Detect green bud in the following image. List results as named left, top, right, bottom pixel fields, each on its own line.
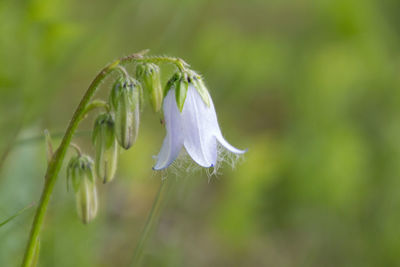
left=92, top=113, right=118, bottom=183
left=110, top=77, right=140, bottom=149
left=66, top=155, right=98, bottom=224
left=136, top=63, right=163, bottom=112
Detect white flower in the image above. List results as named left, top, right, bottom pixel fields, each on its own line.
left=153, top=84, right=246, bottom=170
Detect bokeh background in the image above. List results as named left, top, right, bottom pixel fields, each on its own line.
left=1, top=0, right=400, bottom=266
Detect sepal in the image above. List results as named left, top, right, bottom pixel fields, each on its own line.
left=188, top=71, right=210, bottom=107
left=176, top=73, right=189, bottom=112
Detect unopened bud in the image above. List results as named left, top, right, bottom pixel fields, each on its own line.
left=66, top=155, right=98, bottom=224
left=92, top=113, right=118, bottom=183
left=136, top=63, right=163, bottom=112
left=110, top=77, right=140, bottom=149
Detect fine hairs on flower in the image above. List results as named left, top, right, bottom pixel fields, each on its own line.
left=22, top=51, right=246, bottom=267
left=65, top=51, right=246, bottom=222
left=154, top=144, right=245, bottom=182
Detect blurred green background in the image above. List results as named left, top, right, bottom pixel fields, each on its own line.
left=1, top=0, right=400, bottom=266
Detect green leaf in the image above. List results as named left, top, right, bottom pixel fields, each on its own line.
left=0, top=203, right=35, bottom=228
left=44, top=129, right=53, bottom=162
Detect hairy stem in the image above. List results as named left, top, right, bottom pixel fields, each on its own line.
left=21, top=59, right=121, bottom=267
left=21, top=52, right=184, bottom=267
left=122, top=55, right=188, bottom=72
left=69, top=143, right=82, bottom=156
left=82, top=99, right=110, bottom=116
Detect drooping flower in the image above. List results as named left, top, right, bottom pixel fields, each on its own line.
left=153, top=74, right=246, bottom=170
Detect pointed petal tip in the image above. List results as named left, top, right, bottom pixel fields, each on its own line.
left=152, top=165, right=165, bottom=171
left=239, top=147, right=248, bottom=154
left=152, top=162, right=169, bottom=171
left=217, top=135, right=247, bottom=155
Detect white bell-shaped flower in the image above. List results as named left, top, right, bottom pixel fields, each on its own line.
left=153, top=84, right=246, bottom=170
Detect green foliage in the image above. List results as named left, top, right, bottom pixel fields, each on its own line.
left=1, top=0, right=400, bottom=266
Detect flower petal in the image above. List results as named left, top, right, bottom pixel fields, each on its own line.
left=216, top=134, right=247, bottom=154
left=153, top=89, right=184, bottom=170
left=182, top=85, right=217, bottom=167
left=204, top=90, right=247, bottom=154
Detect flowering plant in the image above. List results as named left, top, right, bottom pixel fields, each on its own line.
left=20, top=51, right=246, bottom=267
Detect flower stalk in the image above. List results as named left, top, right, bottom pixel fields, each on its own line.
left=21, top=51, right=244, bottom=267
left=131, top=179, right=169, bottom=267
left=21, top=58, right=121, bottom=267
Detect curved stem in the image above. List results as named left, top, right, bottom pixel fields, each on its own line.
left=116, top=65, right=130, bottom=79
left=69, top=143, right=82, bottom=156
left=21, top=51, right=183, bottom=267
left=131, top=179, right=168, bottom=267
left=81, top=99, right=110, bottom=120
left=122, top=55, right=189, bottom=72
left=21, top=58, right=123, bottom=267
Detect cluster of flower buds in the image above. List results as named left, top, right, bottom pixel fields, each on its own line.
left=65, top=55, right=246, bottom=224
left=65, top=63, right=160, bottom=223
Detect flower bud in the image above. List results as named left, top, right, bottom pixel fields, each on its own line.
left=136, top=63, right=163, bottom=112
left=110, top=77, right=140, bottom=149
left=66, top=155, right=98, bottom=224
left=92, top=113, right=118, bottom=183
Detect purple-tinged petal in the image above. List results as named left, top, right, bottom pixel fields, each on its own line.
left=153, top=89, right=184, bottom=170
left=182, top=85, right=217, bottom=167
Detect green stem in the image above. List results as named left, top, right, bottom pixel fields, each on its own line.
left=20, top=59, right=122, bottom=267
left=131, top=179, right=168, bottom=267
left=82, top=99, right=110, bottom=116
left=122, top=55, right=188, bottom=72
left=21, top=52, right=184, bottom=267
left=69, top=143, right=82, bottom=156
left=116, top=65, right=130, bottom=79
